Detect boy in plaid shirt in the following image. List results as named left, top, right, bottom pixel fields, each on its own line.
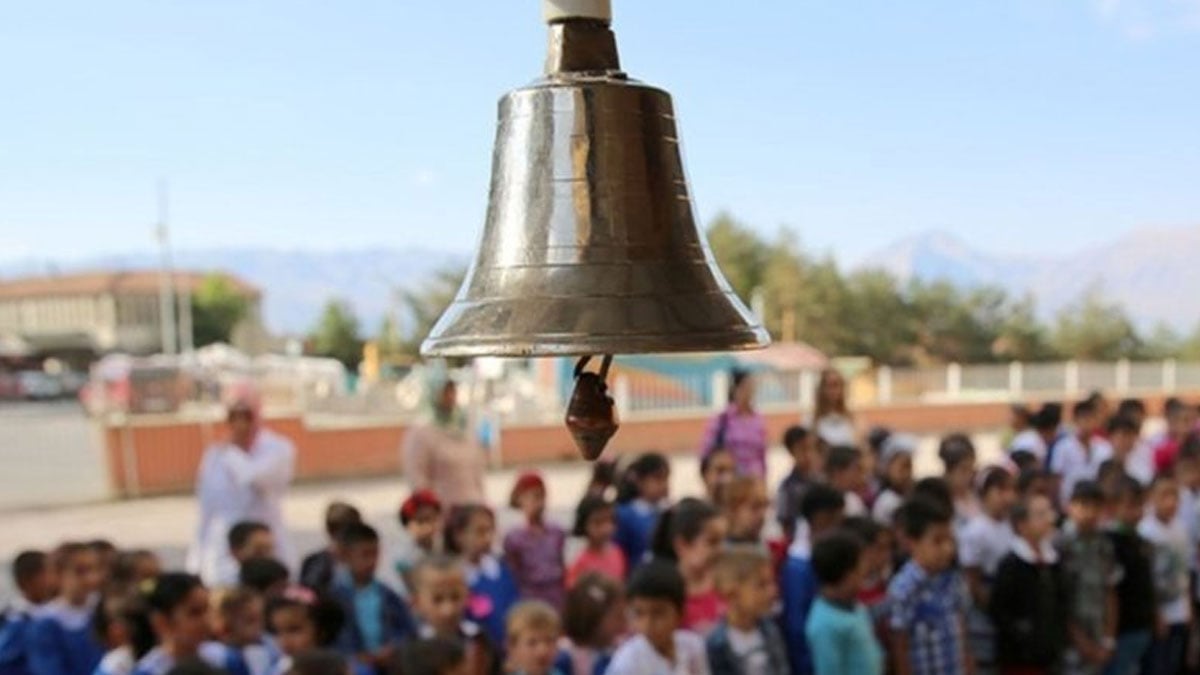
left=888, top=497, right=974, bottom=675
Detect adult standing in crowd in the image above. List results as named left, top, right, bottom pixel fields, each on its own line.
left=812, top=367, right=858, bottom=448
left=700, top=369, right=768, bottom=478
left=402, top=378, right=486, bottom=507
left=188, top=382, right=296, bottom=586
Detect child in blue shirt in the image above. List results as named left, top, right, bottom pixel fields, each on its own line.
left=780, top=484, right=846, bottom=675
left=614, top=453, right=670, bottom=571
left=445, top=505, right=518, bottom=647
left=27, top=543, right=105, bottom=675
left=213, top=588, right=280, bottom=675
left=330, top=523, right=416, bottom=674
left=805, top=531, right=884, bottom=675
left=0, top=551, right=55, bottom=675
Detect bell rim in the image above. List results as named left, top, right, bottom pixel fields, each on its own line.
left=420, top=328, right=771, bottom=358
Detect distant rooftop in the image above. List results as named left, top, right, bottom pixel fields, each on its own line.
left=0, top=270, right=260, bottom=300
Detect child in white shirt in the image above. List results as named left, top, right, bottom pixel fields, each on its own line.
left=606, top=560, right=709, bottom=675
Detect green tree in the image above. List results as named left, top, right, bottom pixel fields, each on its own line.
left=1141, top=322, right=1183, bottom=359
left=394, top=266, right=467, bottom=356
left=310, top=299, right=364, bottom=369
left=706, top=212, right=771, bottom=303
left=841, top=269, right=915, bottom=364
left=191, top=275, right=250, bottom=347
left=993, top=294, right=1057, bottom=361
left=1052, top=287, right=1141, bottom=360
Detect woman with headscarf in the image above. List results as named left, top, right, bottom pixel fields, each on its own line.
left=699, top=369, right=768, bottom=478
left=811, top=368, right=858, bottom=449
left=187, top=382, right=296, bottom=586
left=401, top=378, right=486, bottom=507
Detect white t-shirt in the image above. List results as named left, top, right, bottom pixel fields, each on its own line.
left=958, top=513, right=1015, bottom=578
left=1008, top=429, right=1047, bottom=462
left=872, top=489, right=904, bottom=526
left=843, top=491, right=867, bottom=517
left=606, top=632, right=711, bottom=675
left=1138, top=515, right=1192, bottom=625
left=1050, top=434, right=1112, bottom=506
left=1125, top=440, right=1156, bottom=485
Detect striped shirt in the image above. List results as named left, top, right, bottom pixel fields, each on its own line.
left=887, top=561, right=970, bottom=675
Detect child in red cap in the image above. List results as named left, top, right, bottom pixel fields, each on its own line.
left=394, top=489, right=444, bottom=596
left=503, top=471, right=568, bottom=611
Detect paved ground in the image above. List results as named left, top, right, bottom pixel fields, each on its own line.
left=0, top=401, right=110, bottom=510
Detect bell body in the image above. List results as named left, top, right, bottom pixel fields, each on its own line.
left=421, top=74, right=769, bottom=358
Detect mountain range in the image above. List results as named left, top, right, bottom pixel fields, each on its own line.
left=2, top=224, right=1194, bottom=334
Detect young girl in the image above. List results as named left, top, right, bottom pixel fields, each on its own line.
left=504, top=602, right=565, bottom=675
left=958, top=466, right=1017, bottom=675
left=27, top=542, right=105, bottom=675
left=939, top=433, right=980, bottom=533
left=649, top=498, right=726, bottom=637
left=213, top=588, right=280, bottom=675
left=395, top=489, right=444, bottom=595
left=840, top=516, right=892, bottom=624
left=93, top=589, right=141, bottom=675
left=714, top=476, right=769, bottom=546
left=615, top=453, right=671, bottom=571
left=445, top=504, right=519, bottom=646
left=561, top=574, right=625, bottom=675
left=567, top=496, right=626, bottom=586
left=503, top=473, right=567, bottom=611
left=871, top=433, right=915, bottom=526
left=129, top=573, right=227, bottom=675
left=699, top=447, right=736, bottom=503
left=266, top=585, right=370, bottom=675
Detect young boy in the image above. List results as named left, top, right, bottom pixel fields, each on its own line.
left=781, top=484, right=846, bottom=675
left=887, top=498, right=973, bottom=675
left=1050, top=399, right=1113, bottom=509
left=1058, top=481, right=1118, bottom=675
left=1106, top=476, right=1157, bottom=675
left=214, top=587, right=280, bottom=675
left=238, top=557, right=290, bottom=597
left=1137, top=474, right=1192, bottom=675
left=300, top=501, right=362, bottom=592
left=331, top=522, right=416, bottom=672
left=224, top=522, right=276, bottom=586
left=825, top=446, right=868, bottom=517
left=776, top=425, right=818, bottom=540
left=1107, top=415, right=1153, bottom=485
left=0, top=551, right=56, bottom=675
left=407, top=555, right=499, bottom=675
left=705, top=547, right=787, bottom=675
left=606, top=560, right=709, bottom=675
left=805, top=531, right=884, bottom=675
left=395, top=490, right=444, bottom=596
left=504, top=601, right=565, bottom=675
left=989, top=494, right=1067, bottom=675
left=27, top=543, right=105, bottom=675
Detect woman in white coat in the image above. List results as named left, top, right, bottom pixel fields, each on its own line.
left=188, top=384, right=296, bottom=586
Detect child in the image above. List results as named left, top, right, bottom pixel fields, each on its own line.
left=300, top=502, right=362, bottom=592
left=715, top=476, right=770, bottom=545
left=840, top=517, right=891, bottom=626
left=1106, top=476, right=1156, bottom=675
left=615, top=453, right=671, bottom=570
left=129, top=573, right=227, bottom=675
left=239, top=558, right=290, bottom=597
left=397, top=636, right=468, bottom=675
left=1137, top=473, right=1192, bottom=675
left=406, top=556, right=500, bottom=675
left=444, top=505, right=518, bottom=647
left=214, top=588, right=280, bottom=675
left=1050, top=400, right=1114, bottom=508
left=776, top=425, right=818, bottom=541
left=824, top=446, right=868, bottom=516
left=225, top=522, right=276, bottom=587
left=705, top=547, right=788, bottom=675
left=1108, top=415, right=1153, bottom=485
left=111, top=551, right=162, bottom=593
left=938, top=434, right=979, bottom=533
left=872, top=433, right=915, bottom=526
left=27, top=542, right=105, bottom=675
left=504, top=602, right=564, bottom=675
left=266, top=585, right=364, bottom=675
left=805, top=532, right=885, bottom=675
left=503, top=472, right=567, bottom=611
left=396, top=490, right=444, bottom=594
left=1058, top=481, right=1117, bottom=675
left=649, top=498, right=727, bottom=637
left=1, top=551, right=55, bottom=675
left=329, top=522, right=415, bottom=671
left=781, top=484, right=846, bottom=675
left=560, top=574, right=625, bottom=675
left=700, top=447, right=737, bottom=503
left=958, top=466, right=1016, bottom=675
left=989, top=494, right=1067, bottom=675
left=887, top=497, right=973, bottom=675
left=605, top=560, right=709, bottom=675
left=93, top=588, right=143, bottom=675
left=567, top=496, right=625, bottom=586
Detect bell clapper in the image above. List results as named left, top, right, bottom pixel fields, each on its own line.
left=565, top=354, right=620, bottom=461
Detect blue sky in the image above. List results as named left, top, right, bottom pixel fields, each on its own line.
left=0, top=0, right=1197, bottom=265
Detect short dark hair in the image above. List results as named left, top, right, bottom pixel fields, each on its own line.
left=898, top=497, right=952, bottom=540
left=650, top=498, right=719, bottom=561
left=1073, top=399, right=1097, bottom=420
left=238, top=557, right=289, bottom=593
left=1070, top=480, right=1105, bottom=504
left=285, top=649, right=348, bottom=675
left=811, top=531, right=864, bottom=586
left=1113, top=474, right=1148, bottom=503
left=978, top=466, right=1014, bottom=497
left=1017, top=468, right=1048, bottom=495
left=783, top=425, right=809, bottom=451
left=12, top=550, right=47, bottom=589
left=324, top=501, right=362, bottom=538
left=911, top=477, right=954, bottom=513
left=1117, top=398, right=1146, bottom=418
left=840, top=516, right=883, bottom=546
left=397, top=636, right=466, bottom=675
left=1032, top=403, right=1063, bottom=431
left=573, top=495, right=615, bottom=538
left=800, top=484, right=846, bottom=522
left=626, top=560, right=686, bottom=611
left=563, top=573, right=622, bottom=645
left=938, top=433, right=975, bottom=470
left=825, top=446, right=862, bottom=474
left=1107, top=414, right=1140, bottom=435
left=336, top=522, right=379, bottom=549
left=228, top=521, right=270, bottom=553
left=165, top=658, right=225, bottom=675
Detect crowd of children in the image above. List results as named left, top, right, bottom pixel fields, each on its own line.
left=3, top=391, right=1200, bottom=675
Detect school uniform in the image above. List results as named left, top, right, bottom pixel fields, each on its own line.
left=780, top=523, right=819, bottom=675
left=131, top=643, right=228, bottom=675
left=605, top=632, right=709, bottom=675
left=0, top=598, right=42, bottom=675
left=92, top=647, right=134, bottom=675
left=329, top=569, right=416, bottom=657
left=411, top=621, right=500, bottom=675
left=298, top=549, right=337, bottom=592
left=464, top=554, right=519, bottom=647
left=775, top=469, right=816, bottom=535
left=989, top=538, right=1068, bottom=674
left=1049, top=434, right=1112, bottom=508
left=26, top=598, right=104, bottom=675
left=615, top=499, right=661, bottom=571
left=221, top=640, right=281, bottom=675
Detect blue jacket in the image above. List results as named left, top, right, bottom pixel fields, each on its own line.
left=26, top=602, right=103, bottom=675
left=780, top=555, right=818, bottom=675
left=221, top=641, right=281, bottom=675
left=706, top=619, right=789, bottom=675
left=0, top=604, right=37, bottom=675
left=466, top=556, right=520, bottom=647
left=329, top=573, right=416, bottom=656
left=614, top=501, right=659, bottom=573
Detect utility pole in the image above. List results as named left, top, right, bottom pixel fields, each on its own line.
left=155, top=179, right=177, bottom=355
